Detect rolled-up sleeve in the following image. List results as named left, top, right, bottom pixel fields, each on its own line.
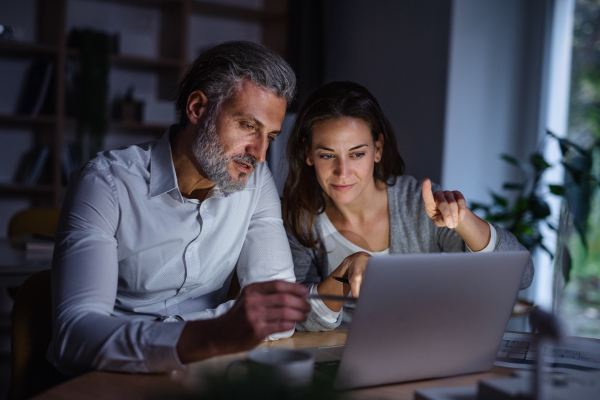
left=235, top=165, right=296, bottom=340
left=49, top=164, right=185, bottom=376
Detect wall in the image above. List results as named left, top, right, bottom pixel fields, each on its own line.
left=443, top=0, right=555, bottom=307
left=442, top=0, right=550, bottom=204
left=322, top=0, right=452, bottom=184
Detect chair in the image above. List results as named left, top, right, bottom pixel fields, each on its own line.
left=9, top=269, right=53, bottom=400
left=7, top=208, right=61, bottom=240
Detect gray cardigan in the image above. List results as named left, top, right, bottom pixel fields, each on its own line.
left=288, top=175, right=535, bottom=331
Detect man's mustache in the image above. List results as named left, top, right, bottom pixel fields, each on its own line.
left=231, top=154, right=257, bottom=169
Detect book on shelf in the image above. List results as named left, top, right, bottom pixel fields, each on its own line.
left=16, top=60, right=54, bottom=116
left=22, top=234, right=54, bottom=254
left=25, top=145, right=50, bottom=185
left=62, top=141, right=81, bottom=183
left=14, top=145, right=51, bottom=185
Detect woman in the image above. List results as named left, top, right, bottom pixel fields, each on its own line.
left=282, top=81, right=534, bottom=331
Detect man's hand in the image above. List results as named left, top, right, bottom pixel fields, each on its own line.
left=421, top=178, right=467, bottom=229
left=222, top=280, right=310, bottom=346
left=176, top=280, right=310, bottom=364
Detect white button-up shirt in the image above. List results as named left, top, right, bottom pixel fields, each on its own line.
left=48, top=128, right=295, bottom=375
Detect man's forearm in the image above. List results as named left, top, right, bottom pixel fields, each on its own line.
left=176, top=318, right=236, bottom=363
left=176, top=281, right=310, bottom=364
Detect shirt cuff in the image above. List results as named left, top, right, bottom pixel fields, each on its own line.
left=466, top=222, right=497, bottom=253
left=142, top=321, right=187, bottom=371
left=307, top=283, right=340, bottom=324
left=265, top=327, right=295, bottom=341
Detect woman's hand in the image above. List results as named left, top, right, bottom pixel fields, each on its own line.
left=421, top=178, right=466, bottom=229
left=342, top=251, right=371, bottom=298
left=421, top=178, right=491, bottom=251
left=317, top=251, right=372, bottom=312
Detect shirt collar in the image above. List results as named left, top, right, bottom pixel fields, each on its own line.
left=149, top=125, right=258, bottom=202
left=150, top=126, right=183, bottom=202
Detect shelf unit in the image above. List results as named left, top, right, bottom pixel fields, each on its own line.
left=0, top=0, right=289, bottom=207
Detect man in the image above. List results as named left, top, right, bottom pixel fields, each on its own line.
left=48, top=41, right=311, bottom=376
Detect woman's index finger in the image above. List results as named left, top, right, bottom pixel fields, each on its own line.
left=421, top=178, right=436, bottom=206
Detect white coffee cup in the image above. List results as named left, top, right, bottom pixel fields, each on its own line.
left=228, top=348, right=315, bottom=387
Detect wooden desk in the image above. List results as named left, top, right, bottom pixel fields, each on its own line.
left=0, top=240, right=51, bottom=286
left=33, top=329, right=512, bottom=400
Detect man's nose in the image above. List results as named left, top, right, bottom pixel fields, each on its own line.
left=247, top=135, right=269, bottom=163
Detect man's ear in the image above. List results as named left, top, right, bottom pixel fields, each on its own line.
left=186, top=90, right=208, bottom=125
left=305, top=146, right=314, bottom=166
left=374, top=133, right=384, bottom=163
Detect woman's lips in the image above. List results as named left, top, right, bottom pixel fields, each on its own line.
left=331, top=184, right=355, bottom=192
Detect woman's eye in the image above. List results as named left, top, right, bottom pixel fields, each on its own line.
left=353, top=152, right=366, bottom=158
left=319, top=154, right=334, bottom=159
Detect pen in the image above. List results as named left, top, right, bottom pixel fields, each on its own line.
left=334, top=277, right=350, bottom=284
left=306, top=294, right=358, bottom=304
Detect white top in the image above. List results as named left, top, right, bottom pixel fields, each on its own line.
left=48, top=128, right=296, bottom=375
left=309, top=210, right=498, bottom=324
left=308, top=213, right=389, bottom=323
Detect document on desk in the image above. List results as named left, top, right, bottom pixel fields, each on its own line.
left=494, top=332, right=600, bottom=374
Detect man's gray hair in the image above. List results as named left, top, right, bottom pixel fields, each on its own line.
left=175, top=41, right=296, bottom=127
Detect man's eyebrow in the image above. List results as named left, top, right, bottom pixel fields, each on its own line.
left=232, top=113, right=265, bottom=129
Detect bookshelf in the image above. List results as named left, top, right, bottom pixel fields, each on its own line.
left=0, top=0, right=289, bottom=209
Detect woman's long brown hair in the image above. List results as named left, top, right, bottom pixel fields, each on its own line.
left=282, top=81, right=405, bottom=251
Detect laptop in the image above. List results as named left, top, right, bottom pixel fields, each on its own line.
left=303, top=251, right=531, bottom=390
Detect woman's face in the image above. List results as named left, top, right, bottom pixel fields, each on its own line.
left=306, top=117, right=383, bottom=206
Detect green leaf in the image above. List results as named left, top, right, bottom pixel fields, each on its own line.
left=500, top=154, right=521, bottom=167
left=470, top=202, right=490, bottom=212
left=547, top=130, right=568, bottom=156
left=487, top=213, right=512, bottom=223
left=563, top=161, right=587, bottom=185
left=559, top=137, right=591, bottom=158
left=491, top=193, right=508, bottom=208
left=530, top=153, right=551, bottom=172
left=549, top=184, right=565, bottom=195
left=503, top=183, right=524, bottom=190
left=528, top=196, right=551, bottom=219
left=514, top=198, right=529, bottom=213
left=539, top=242, right=554, bottom=259
left=548, top=130, right=591, bottom=158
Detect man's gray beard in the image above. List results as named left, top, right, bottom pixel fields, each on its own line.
left=192, top=112, right=257, bottom=195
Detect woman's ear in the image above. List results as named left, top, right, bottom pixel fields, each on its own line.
left=374, top=133, right=384, bottom=163
left=186, top=90, right=208, bottom=125
left=305, top=146, right=314, bottom=166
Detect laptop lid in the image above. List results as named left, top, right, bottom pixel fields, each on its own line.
left=334, top=251, right=530, bottom=389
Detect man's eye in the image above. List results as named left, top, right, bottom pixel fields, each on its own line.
left=242, top=123, right=254, bottom=130
left=268, top=135, right=276, bottom=142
